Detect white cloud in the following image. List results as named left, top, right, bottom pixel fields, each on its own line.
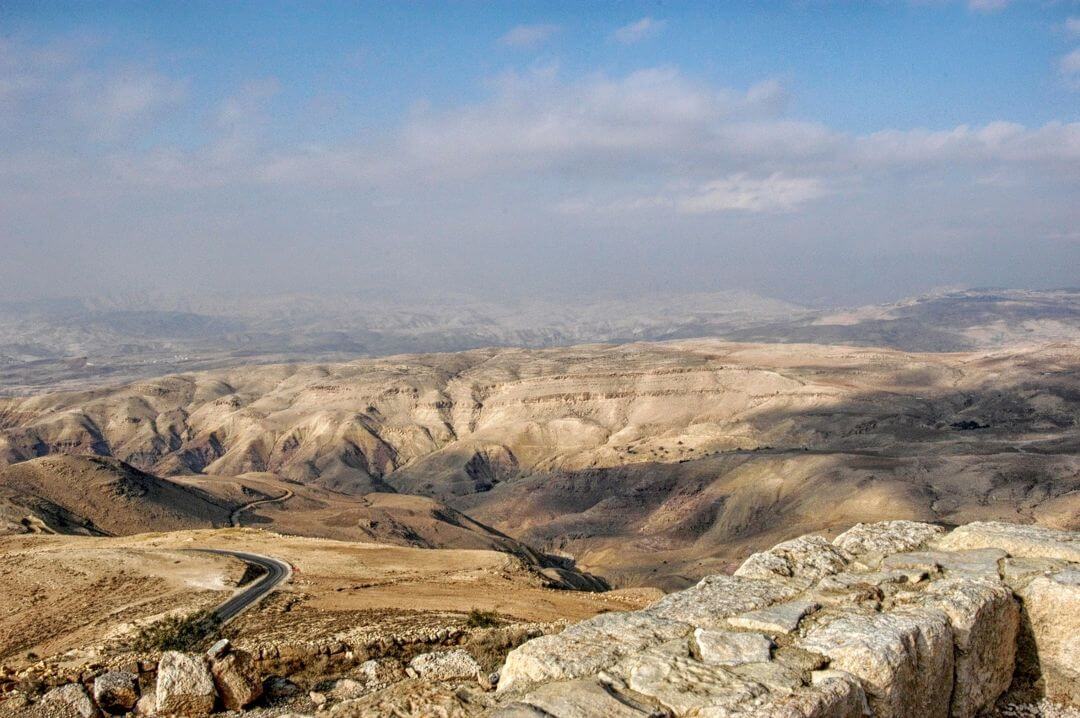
left=1061, top=48, right=1080, bottom=88
left=676, top=174, right=829, bottom=214
left=613, top=17, right=666, bottom=44
left=498, top=24, right=559, bottom=48
left=1066, top=17, right=1080, bottom=38
left=558, top=174, right=830, bottom=216
left=967, top=0, right=1010, bottom=12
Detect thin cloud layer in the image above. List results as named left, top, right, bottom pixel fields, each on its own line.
left=0, top=23, right=1077, bottom=304
left=613, top=17, right=666, bottom=44
left=498, top=24, right=560, bottom=48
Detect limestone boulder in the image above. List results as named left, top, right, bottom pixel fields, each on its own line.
left=155, top=651, right=216, bottom=716
left=799, top=606, right=954, bottom=718
left=409, top=649, right=482, bottom=681
left=350, top=658, right=404, bottom=692
left=646, top=574, right=801, bottom=629
left=937, top=521, right=1080, bottom=563
left=41, top=683, right=97, bottom=718
left=92, top=670, right=139, bottom=714
left=510, top=677, right=657, bottom=717
left=133, top=690, right=156, bottom=716
left=881, top=548, right=1006, bottom=580
left=694, top=629, right=773, bottom=666
left=1016, top=568, right=1080, bottom=707
left=734, top=535, right=850, bottom=584
left=497, top=611, right=692, bottom=694
left=898, top=576, right=1019, bottom=718
left=727, top=599, right=819, bottom=635
left=739, top=670, right=867, bottom=718
left=622, top=652, right=768, bottom=715
left=210, top=648, right=263, bottom=711
left=833, top=520, right=946, bottom=558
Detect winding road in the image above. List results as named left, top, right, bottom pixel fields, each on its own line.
left=190, top=549, right=293, bottom=623
left=229, top=489, right=294, bottom=527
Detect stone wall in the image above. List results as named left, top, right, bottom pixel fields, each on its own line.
left=494, top=521, right=1080, bottom=717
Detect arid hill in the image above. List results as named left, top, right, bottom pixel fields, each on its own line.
left=0, top=340, right=1077, bottom=586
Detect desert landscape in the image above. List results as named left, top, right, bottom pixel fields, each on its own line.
left=3, top=1, right=1080, bottom=714
left=0, top=289, right=1079, bottom=715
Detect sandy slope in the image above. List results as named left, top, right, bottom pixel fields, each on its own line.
left=0, top=528, right=653, bottom=665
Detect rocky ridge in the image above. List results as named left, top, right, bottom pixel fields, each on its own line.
left=493, top=520, right=1080, bottom=717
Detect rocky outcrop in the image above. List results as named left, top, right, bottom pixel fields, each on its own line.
left=40, top=683, right=97, bottom=718
left=495, top=521, right=1080, bottom=717
left=92, top=671, right=138, bottom=714
left=408, top=649, right=482, bottom=681
left=209, top=648, right=262, bottom=711
left=155, top=651, right=216, bottom=716
left=1014, top=568, right=1080, bottom=706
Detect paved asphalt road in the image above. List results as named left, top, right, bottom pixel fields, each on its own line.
left=190, top=549, right=292, bottom=623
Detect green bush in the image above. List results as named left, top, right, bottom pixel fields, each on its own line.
left=130, top=610, right=220, bottom=652
left=465, top=608, right=501, bottom=628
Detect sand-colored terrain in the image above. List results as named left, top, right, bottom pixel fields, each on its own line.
left=0, top=536, right=244, bottom=664
left=0, top=528, right=654, bottom=667
left=0, top=339, right=1077, bottom=586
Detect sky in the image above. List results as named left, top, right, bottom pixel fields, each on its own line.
left=1, top=1, right=1078, bottom=308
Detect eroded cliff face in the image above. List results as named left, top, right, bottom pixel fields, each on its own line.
left=495, top=521, right=1080, bottom=717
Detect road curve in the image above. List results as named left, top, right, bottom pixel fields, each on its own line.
left=190, top=550, right=292, bottom=623
left=229, top=489, right=294, bottom=527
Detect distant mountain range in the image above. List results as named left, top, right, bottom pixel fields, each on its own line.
left=0, top=288, right=1077, bottom=394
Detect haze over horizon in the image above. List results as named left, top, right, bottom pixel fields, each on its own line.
left=2, top=0, right=1078, bottom=306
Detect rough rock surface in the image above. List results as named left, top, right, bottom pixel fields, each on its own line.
left=898, top=576, right=1020, bottom=718
left=155, top=651, right=216, bottom=717
left=800, top=606, right=955, bottom=718
left=645, top=574, right=800, bottom=628
left=41, top=683, right=97, bottom=718
left=408, top=649, right=482, bottom=681
left=92, top=671, right=139, bottom=713
left=728, top=599, right=819, bottom=634
left=1015, top=569, right=1080, bottom=707
left=495, top=521, right=1080, bottom=717
left=734, top=535, right=851, bottom=584
left=497, top=611, right=692, bottom=693
left=834, top=520, right=947, bottom=558
left=210, top=649, right=263, bottom=711
left=694, top=628, right=773, bottom=665
left=938, top=522, right=1080, bottom=563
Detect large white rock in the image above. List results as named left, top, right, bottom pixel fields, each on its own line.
left=694, top=628, right=773, bottom=666
left=1016, top=568, right=1080, bottom=707
left=41, top=683, right=97, bottom=718
left=727, top=599, right=819, bottom=635
left=512, top=678, right=656, bottom=717
left=210, top=648, right=263, bottom=711
left=497, top=611, right=692, bottom=694
left=408, top=648, right=482, bottom=681
left=735, top=535, right=850, bottom=584
left=155, top=651, right=216, bottom=716
left=881, top=548, right=1006, bottom=580
left=937, top=522, right=1080, bottom=563
left=622, top=652, right=768, bottom=715
left=898, top=576, right=1019, bottom=718
left=646, top=574, right=801, bottom=629
left=799, top=607, right=954, bottom=718
left=833, top=521, right=946, bottom=558
left=736, top=670, right=868, bottom=718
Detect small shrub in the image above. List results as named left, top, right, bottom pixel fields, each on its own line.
left=465, top=609, right=501, bottom=628
left=130, top=610, right=221, bottom=652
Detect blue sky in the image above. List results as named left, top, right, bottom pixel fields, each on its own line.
left=1, top=1, right=1078, bottom=305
